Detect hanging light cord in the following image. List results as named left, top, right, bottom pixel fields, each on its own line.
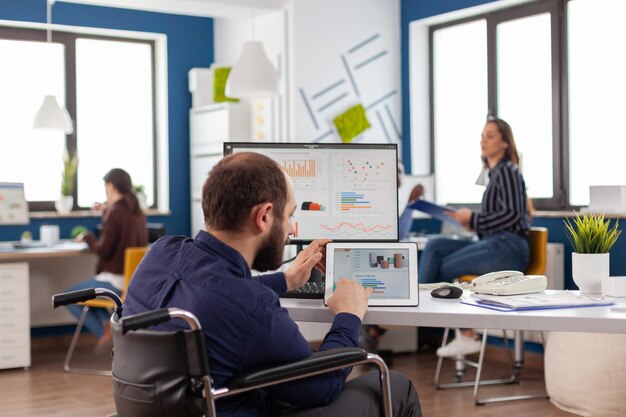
left=251, top=0, right=256, bottom=40
left=46, top=0, right=54, bottom=43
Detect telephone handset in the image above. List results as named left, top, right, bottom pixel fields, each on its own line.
left=470, top=270, right=547, bottom=296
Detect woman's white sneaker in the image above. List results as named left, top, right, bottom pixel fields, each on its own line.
left=436, top=335, right=481, bottom=357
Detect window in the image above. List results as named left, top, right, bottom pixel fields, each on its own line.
left=497, top=12, right=554, bottom=200
left=0, top=26, right=157, bottom=211
left=76, top=38, right=155, bottom=208
left=428, top=1, right=565, bottom=208
left=567, top=0, right=626, bottom=206
left=0, top=39, right=67, bottom=203
left=432, top=20, right=487, bottom=204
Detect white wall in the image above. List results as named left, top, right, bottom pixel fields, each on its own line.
left=289, top=0, right=402, bottom=145
left=214, top=10, right=288, bottom=141
left=214, top=0, right=402, bottom=146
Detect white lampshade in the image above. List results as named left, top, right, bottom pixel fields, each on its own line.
left=225, top=41, right=279, bottom=99
left=33, top=95, right=74, bottom=134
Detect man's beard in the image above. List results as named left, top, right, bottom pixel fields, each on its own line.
left=252, top=220, right=289, bottom=272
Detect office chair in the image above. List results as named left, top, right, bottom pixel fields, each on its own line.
left=435, top=227, right=549, bottom=404
left=61, top=246, right=148, bottom=376
left=52, top=289, right=393, bottom=417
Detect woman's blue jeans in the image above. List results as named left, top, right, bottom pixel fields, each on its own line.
left=65, top=278, right=120, bottom=339
left=418, top=232, right=530, bottom=284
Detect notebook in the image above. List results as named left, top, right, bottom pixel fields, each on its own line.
left=462, top=291, right=614, bottom=311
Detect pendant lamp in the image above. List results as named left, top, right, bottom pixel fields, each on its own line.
left=225, top=41, right=279, bottom=98
left=225, top=1, right=279, bottom=99
left=33, top=0, right=74, bottom=134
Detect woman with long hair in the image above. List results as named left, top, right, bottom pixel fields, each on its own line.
left=65, top=168, right=147, bottom=351
left=419, top=117, right=531, bottom=356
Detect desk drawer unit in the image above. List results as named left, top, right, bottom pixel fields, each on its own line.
left=0, top=262, right=30, bottom=369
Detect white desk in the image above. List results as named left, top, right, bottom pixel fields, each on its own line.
left=0, top=241, right=97, bottom=327
left=281, top=290, right=626, bottom=334
left=0, top=241, right=89, bottom=260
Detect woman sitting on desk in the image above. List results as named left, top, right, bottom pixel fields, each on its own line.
left=65, top=168, right=147, bottom=352
left=419, top=116, right=531, bottom=356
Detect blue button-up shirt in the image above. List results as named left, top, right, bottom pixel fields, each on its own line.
left=124, top=230, right=361, bottom=417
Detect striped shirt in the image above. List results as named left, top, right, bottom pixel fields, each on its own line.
left=470, top=159, right=530, bottom=237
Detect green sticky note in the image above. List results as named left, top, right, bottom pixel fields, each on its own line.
left=333, top=104, right=371, bottom=143
left=213, top=67, right=239, bottom=103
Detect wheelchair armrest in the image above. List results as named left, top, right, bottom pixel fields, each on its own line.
left=121, top=308, right=172, bottom=334
left=229, top=347, right=367, bottom=389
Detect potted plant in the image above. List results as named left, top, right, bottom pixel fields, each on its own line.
left=564, top=212, right=621, bottom=294
left=55, top=148, right=78, bottom=215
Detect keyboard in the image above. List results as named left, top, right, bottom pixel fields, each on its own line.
left=280, top=281, right=325, bottom=299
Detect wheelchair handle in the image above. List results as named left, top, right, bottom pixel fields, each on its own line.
left=52, top=288, right=123, bottom=311
left=121, top=308, right=202, bottom=334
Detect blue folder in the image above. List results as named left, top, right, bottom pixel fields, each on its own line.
left=408, top=199, right=460, bottom=226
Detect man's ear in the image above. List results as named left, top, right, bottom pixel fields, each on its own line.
left=252, top=202, right=274, bottom=233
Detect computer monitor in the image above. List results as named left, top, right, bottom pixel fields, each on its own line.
left=0, top=182, right=29, bottom=225
left=224, top=143, right=399, bottom=243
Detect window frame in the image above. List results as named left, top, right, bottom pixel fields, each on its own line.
left=428, top=0, right=568, bottom=210
left=0, top=25, right=158, bottom=212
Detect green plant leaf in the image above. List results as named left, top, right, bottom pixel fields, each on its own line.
left=563, top=211, right=621, bottom=253
left=61, top=148, right=79, bottom=196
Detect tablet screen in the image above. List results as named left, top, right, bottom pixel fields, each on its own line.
left=331, top=248, right=411, bottom=300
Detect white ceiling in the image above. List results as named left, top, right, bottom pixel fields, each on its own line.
left=58, top=0, right=289, bottom=19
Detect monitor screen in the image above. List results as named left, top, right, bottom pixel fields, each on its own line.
left=0, top=182, right=29, bottom=225
left=224, top=143, right=399, bottom=243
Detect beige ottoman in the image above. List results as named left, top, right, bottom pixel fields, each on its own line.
left=544, top=332, right=626, bottom=416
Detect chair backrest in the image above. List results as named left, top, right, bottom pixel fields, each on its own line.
left=456, top=227, right=548, bottom=282
left=81, top=247, right=147, bottom=309
left=525, top=227, right=548, bottom=275
left=120, top=246, right=148, bottom=301
left=111, top=315, right=210, bottom=417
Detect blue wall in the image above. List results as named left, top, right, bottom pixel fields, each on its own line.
left=0, top=0, right=213, bottom=240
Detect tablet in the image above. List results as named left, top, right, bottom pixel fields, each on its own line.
left=324, top=242, right=419, bottom=307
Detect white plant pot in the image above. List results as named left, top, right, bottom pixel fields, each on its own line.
left=55, top=195, right=74, bottom=215
left=572, top=253, right=609, bottom=294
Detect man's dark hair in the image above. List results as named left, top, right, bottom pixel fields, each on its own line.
left=202, top=152, right=288, bottom=231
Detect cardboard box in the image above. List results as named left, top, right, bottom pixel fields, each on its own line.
left=602, top=276, right=626, bottom=298
left=588, top=185, right=626, bottom=212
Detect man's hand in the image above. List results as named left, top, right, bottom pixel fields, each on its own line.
left=284, top=239, right=331, bottom=291
left=326, top=278, right=373, bottom=321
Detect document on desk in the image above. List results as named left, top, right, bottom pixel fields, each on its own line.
left=462, top=292, right=614, bottom=311
left=408, top=199, right=460, bottom=226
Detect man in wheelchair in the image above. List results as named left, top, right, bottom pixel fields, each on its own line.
left=124, top=152, right=422, bottom=417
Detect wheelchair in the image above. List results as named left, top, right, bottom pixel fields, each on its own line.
left=52, top=288, right=393, bottom=417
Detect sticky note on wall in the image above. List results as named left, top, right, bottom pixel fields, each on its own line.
left=213, top=67, right=239, bottom=103
left=333, top=103, right=371, bottom=143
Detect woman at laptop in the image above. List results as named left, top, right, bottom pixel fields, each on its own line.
left=64, top=168, right=147, bottom=352
left=419, top=116, right=531, bottom=356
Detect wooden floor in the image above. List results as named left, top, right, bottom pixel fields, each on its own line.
left=0, top=336, right=576, bottom=417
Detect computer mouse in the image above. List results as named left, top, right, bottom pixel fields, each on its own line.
left=430, top=285, right=463, bottom=299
